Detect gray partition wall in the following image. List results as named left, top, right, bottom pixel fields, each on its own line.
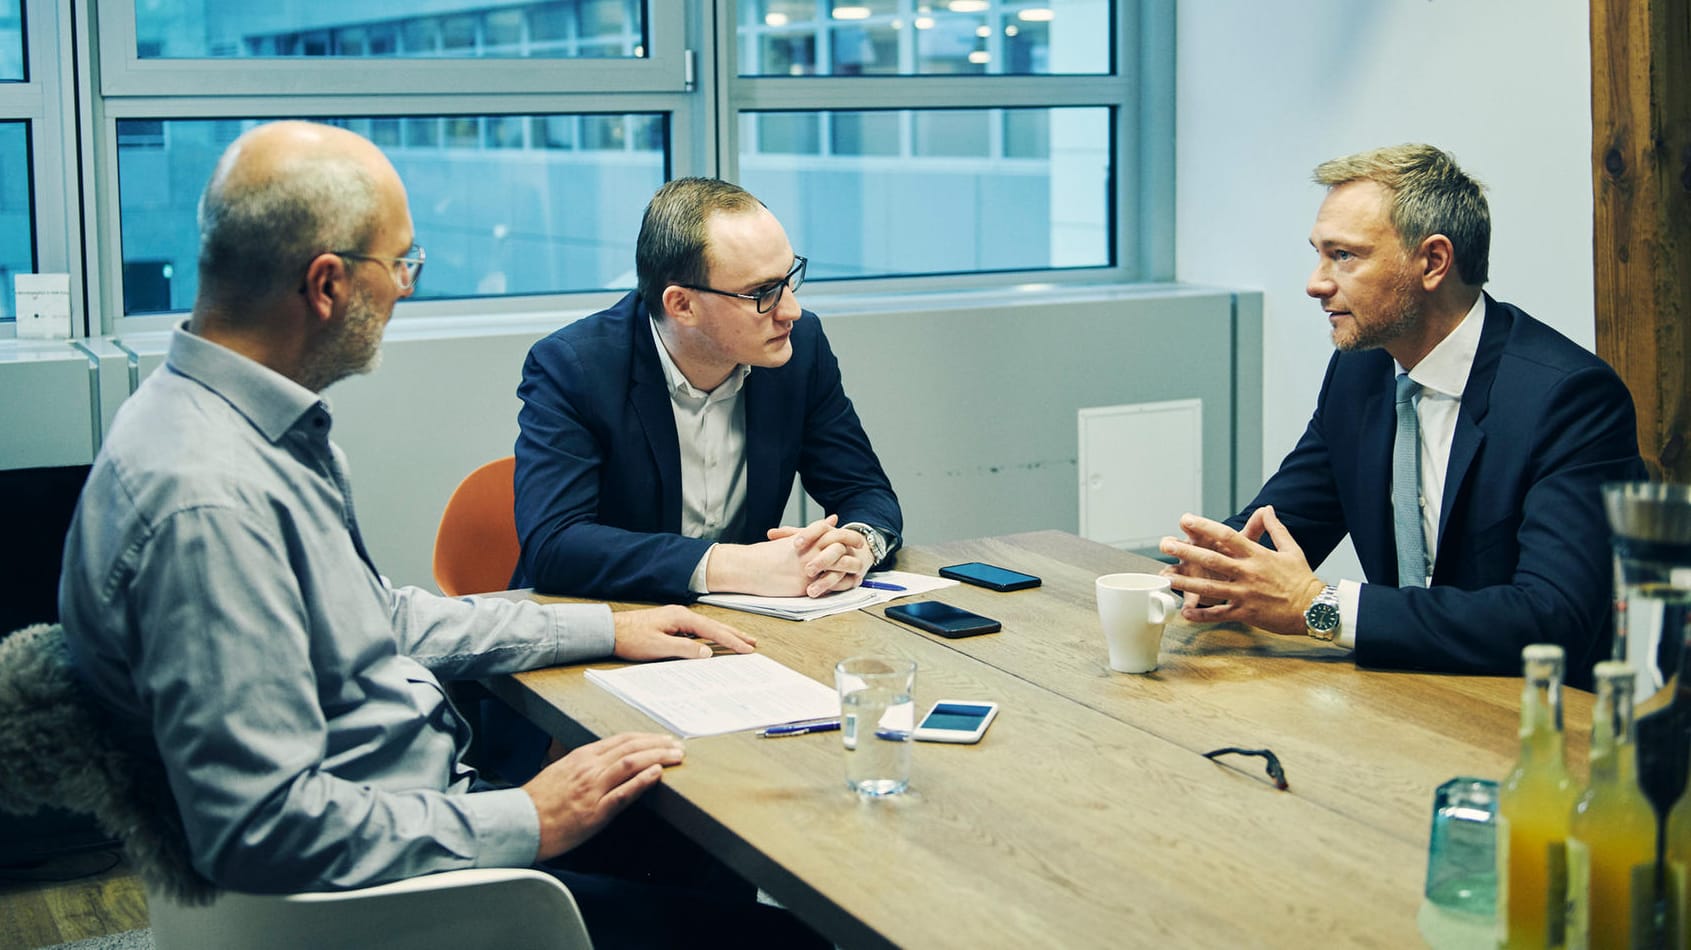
left=0, top=285, right=1262, bottom=590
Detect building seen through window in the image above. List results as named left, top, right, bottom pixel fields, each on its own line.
left=741, top=106, right=1110, bottom=279
left=132, top=0, right=646, bottom=60
left=106, top=0, right=1123, bottom=316
left=739, top=0, right=1107, bottom=76
left=0, top=0, right=21, bottom=81
left=118, top=114, right=666, bottom=313
left=0, top=121, right=33, bottom=319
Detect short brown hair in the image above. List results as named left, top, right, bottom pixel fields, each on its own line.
left=635, top=177, right=765, bottom=317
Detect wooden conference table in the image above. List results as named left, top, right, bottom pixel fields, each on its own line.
left=487, top=531, right=1592, bottom=949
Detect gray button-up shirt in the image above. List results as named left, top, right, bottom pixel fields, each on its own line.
left=60, top=325, right=614, bottom=893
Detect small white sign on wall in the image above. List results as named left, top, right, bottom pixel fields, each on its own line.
left=1078, top=398, right=1203, bottom=550
left=15, top=273, right=73, bottom=339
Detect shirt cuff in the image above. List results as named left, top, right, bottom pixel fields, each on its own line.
left=541, top=602, right=616, bottom=664
left=1335, top=578, right=1363, bottom=650
left=689, top=544, right=716, bottom=594
left=465, top=785, right=543, bottom=869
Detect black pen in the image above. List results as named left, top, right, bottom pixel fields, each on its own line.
left=759, top=720, right=842, bottom=738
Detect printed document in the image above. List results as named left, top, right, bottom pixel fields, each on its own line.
left=585, top=653, right=840, bottom=737
left=697, top=570, right=956, bottom=621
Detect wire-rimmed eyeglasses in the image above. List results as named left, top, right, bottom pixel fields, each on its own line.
left=680, top=255, right=806, bottom=314
left=331, top=244, right=426, bottom=292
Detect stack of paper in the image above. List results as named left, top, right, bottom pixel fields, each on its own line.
left=585, top=653, right=840, bottom=738
left=697, top=570, right=957, bottom=621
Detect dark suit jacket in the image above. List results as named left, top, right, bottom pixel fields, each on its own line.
left=513, top=291, right=902, bottom=602
left=1229, top=295, right=1645, bottom=685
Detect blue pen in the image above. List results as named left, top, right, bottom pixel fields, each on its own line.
left=759, top=720, right=842, bottom=738
left=860, top=580, right=907, bottom=592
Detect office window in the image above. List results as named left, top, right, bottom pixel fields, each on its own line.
left=0, top=120, right=32, bottom=319
left=725, top=0, right=1135, bottom=283
left=738, top=0, right=1109, bottom=76
left=86, top=1, right=1160, bottom=325
left=134, top=0, right=648, bottom=60
left=115, top=114, right=667, bottom=314
left=0, top=0, right=21, bottom=81
left=739, top=107, right=1109, bottom=279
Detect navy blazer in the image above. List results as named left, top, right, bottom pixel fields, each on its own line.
left=513, top=291, right=902, bottom=602
left=1230, top=295, right=1645, bottom=685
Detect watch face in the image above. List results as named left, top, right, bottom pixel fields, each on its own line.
left=1306, top=601, right=1340, bottom=632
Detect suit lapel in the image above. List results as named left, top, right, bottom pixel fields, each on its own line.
left=1435, top=294, right=1506, bottom=560
left=630, top=310, right=684, bottom=531
left=742, top=368, right=773, bottom=534
left=1357, top=358, right=1399, bottom=578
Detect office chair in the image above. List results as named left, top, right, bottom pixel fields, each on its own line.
left=433, top=455, right=521, bottom=597
left=0, top=622, right=592, bottom=950
left=146, top=867, right=592, bottom=950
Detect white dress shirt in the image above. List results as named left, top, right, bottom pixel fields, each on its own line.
left=649, top=319, right=752, bottom=592
left=1334, top=294, right=1484, bottom=648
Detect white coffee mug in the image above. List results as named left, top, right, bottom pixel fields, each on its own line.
left=1095, top=572, right=1183, bottom=673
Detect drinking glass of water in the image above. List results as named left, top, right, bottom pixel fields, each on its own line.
left=835, top=656, right=916, bottom=797
left=1418, top=777, right=1498, bottom=949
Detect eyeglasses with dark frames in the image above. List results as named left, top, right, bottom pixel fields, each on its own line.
left=330, top=244, right=426, bottom=292
left=680, top=255, right=806, bottom=314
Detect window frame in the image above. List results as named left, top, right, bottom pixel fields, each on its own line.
left=714, top=0, right=1172, bottom=293
left=95, top=0, right=688, bottom=98
left=86, top=0, right=710, bottom=332
left=73, top=0, right=1168, bottom=333
left=0, top=0, right=80, bottom=338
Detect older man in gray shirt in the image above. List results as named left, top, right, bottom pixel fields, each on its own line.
left=58, top=121, right=817, bottom=946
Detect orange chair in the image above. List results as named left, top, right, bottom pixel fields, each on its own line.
left=432, top=456, right=520, bottom=597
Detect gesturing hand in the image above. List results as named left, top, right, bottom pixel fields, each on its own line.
left=1157, top=506, right=1326, bottom=636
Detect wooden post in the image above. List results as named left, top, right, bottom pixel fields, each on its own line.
left=1591, top=0, right=1691, bottom=483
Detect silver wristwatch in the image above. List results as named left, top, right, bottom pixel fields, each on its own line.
left=1304, top=585, right=1341, bottom=641
left=842, top=522, right=888, bottom=566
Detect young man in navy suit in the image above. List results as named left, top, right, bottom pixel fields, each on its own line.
left=514, top=178, right=901, bottom=603
left=1159, top=144, right=1644, bottom=686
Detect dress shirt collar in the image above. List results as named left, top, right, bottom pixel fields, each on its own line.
left=1398, top=294, right=1485, bottom=399
left=648, top=317, right=751, bottom=400
left=166, top=321, right=328, bottom=444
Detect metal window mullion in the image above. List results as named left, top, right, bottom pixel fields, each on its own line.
left=731, top=75, right=1124, bottom=111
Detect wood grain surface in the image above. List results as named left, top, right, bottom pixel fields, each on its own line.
left=489, top=532, right=1589, bottom=947
left=883, top=532, right=1594, bottom=848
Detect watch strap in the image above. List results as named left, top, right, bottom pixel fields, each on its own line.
left=841, top=522, right=887, bottom=565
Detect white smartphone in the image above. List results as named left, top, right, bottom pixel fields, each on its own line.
left=911, top=700, right=1000, bottom=744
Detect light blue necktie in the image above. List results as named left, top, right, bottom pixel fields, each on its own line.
left=1393, top=373, right=1428, bottom=587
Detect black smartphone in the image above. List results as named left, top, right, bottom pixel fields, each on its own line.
left=938, top=561, right=1042, bottom=592
left=884, top=601, right=1002, bottom=639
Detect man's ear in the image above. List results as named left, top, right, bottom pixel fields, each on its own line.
left=1418, top=234, right=1456, bottom=292
left=661, top=284, right=697, bottom=327
left=299, top=253, right=348, bottom=322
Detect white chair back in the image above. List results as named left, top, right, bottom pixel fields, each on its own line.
left=148, top=867, right=592, bottom=950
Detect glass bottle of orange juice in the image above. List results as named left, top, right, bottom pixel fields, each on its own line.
left=1498, top=644, right=1576, bottom=949
left=1666, top=766, right=1691, bottom=948
left=1567, top=661, right=1657, bottom=948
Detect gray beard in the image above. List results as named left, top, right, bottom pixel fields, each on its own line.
left=300, top=293, right=384, bottom=392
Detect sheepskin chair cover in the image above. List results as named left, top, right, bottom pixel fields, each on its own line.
left=0, top=623, right=218, bottom=905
